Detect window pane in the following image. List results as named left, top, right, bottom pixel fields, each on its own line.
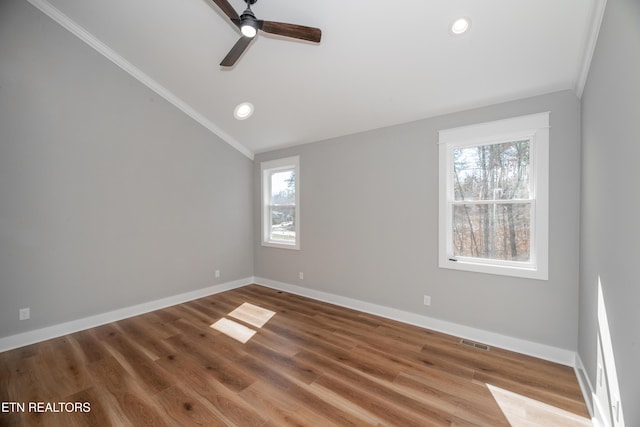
left=270, top=206, right=296, bottom=243
left=453, top=140, right=530, bottom=201
left=271, top=170, right=295, bottom=205
left=453, top=203, right=530, bottom=261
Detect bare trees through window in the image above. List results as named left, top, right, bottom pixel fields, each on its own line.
left=452, top=140, right=532, bottom=261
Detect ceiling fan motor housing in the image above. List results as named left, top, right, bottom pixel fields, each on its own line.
left=240, top=9, right=256, bottom=21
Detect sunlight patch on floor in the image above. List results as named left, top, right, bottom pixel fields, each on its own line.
left=210, top=302, right=276, bottom=343
left=210, top=317, right=256, bottom=343
left=228, top=302, right=276, bottom=328
left=487, top=383, right=592, bottom=427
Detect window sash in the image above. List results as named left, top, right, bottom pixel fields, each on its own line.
left=268, top=204, right=296, bottom=243
left=452, top=139, right=532, bottom=202
left=449, top=200, right=535, bottom=265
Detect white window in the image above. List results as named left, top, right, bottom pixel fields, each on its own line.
left=438, top=112, right=549, bottom=280
left=261, top=156, right=300, bottom=250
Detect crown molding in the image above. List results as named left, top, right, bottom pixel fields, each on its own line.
left=24, top=0, right=255, bottom=160
left=576, top=0, right=608, bottom=98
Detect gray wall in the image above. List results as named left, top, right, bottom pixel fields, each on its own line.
left=580, top=0, right=640, bottom=424
left=0, top=0, right=254, bottom=338
left=254, top=90, right=581, bottom=350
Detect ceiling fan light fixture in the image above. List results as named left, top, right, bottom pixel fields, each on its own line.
left=234, top=102, right=254, bottom=120
left=240, top=7, right=259, bottom=38
left=241, top=20, right=258, bottom=38
left=450, top=17, right=471, bottom=35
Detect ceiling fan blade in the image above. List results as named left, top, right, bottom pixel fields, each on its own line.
left=211, top=0, right=239, bottom=21
left=220, top=37, right=253, bottom=67
left=261, top=21, right=322, bottom=43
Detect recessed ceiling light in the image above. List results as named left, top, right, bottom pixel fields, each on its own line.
left=450, top=17, right=471, bottom=36
left=234, top=102, right=254, bottom=120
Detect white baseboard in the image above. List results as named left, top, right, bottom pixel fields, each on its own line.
left=1, top=276, right=577, bottom=368
left=254, top=276, right=577, bottom=367
left=575, top=353, right=609, bottom=427
left=0, top=277, right=252, bottom=353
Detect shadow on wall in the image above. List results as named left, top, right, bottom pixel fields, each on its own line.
left=594, top=276, right=625, bottom=427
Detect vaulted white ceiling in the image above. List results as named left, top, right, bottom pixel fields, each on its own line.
left=28, top=0, right=604, bottom=158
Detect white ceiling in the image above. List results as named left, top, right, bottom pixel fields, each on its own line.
left=29, top=0, right=603, bottom=158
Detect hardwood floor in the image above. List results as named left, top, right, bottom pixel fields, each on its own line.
left=0, top=284, right=591, bottom=426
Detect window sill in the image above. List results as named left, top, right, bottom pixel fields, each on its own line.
left=262, top=241, right=300, bottom=250
left=439, top=257, right=547, bottom=280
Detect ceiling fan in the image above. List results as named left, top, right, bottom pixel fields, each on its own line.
left=211, top=0, right=322, bottom=67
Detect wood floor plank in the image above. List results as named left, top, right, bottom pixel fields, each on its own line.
left=240, top=380, right=333, bottom=427
left=86, top=356, right=170, bottom=426
left=420, top=338, right=581, bottom=400
left=162, top=333, right=254, bottom=392
left=62, top=386, right=124, bottom=427
left=297, top=349, right=457, bottom=427
left=236, top=353, right=371, bottom=426
left=394, top=371, right=511, bottom=426
left=243, top=339, right=320, bottom=385
left=67, top=330, right=110, bottom=365
left=153, top=344, right=267, bottom=425
left=153, top=384, right=227, bottom=426
left=0, top=284, right=591, bottom=426
left=262, top=315, right=358, bottom=355
left=473, top=370, right=590, bottom=418
left=200, top=378, right=269, bottom=426
left=39, top=337, right=92, bottom=399
left=98, top=329, right=174, bottom=396
left=114, top=316, right=176, bottom=361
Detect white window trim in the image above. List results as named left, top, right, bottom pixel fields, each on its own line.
left=261, top=156, right=300, bottom=250
left=438, top=112, right=549, bottom=280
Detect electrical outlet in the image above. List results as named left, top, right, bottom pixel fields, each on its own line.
left=215, top=270, right=220, bottom=278
left=423, top=295, right=431, bottom=306
left=19, top=307, right=30, bottom=320
left=299, top=272, right=304, bottom=280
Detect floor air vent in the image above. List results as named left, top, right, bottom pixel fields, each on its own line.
left=460, top=339, right=490, bottom=351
